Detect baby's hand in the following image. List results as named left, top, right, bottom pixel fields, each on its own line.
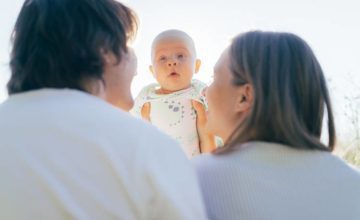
left=192, top=100, right=216, bottom=153
left=141, top=102, right=151, bottom=122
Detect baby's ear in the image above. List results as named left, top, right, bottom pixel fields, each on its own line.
left=195, top=59, right=201, bottom=74
left=149, top=65, right=154, bottom=75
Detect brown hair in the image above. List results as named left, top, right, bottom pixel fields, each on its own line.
left=219, top=31, right=335, bottom=153
left=8, top=0, right=137, bottom=94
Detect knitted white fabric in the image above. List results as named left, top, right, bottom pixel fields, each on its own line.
left=193, top=141, right=360, bottom=220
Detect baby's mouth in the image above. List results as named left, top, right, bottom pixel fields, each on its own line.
left=169, top=72, right=180, bottom=77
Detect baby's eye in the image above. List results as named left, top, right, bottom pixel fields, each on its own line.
left=177, top=54, right=184, bottom=59
left=159, top=56, right=166, bottom=62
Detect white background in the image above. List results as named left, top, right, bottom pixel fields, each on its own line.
left=1, top=0, right=359, bottom=146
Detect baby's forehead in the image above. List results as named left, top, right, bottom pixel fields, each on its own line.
left=153, top=38, right=192, bottom=50
left=151, top=35, right=196, bottom=58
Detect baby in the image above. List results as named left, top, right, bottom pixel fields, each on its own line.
left=131, top=29, right=215, bottom=158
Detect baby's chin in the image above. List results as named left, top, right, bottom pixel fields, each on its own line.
left=160, top=83, right=192, bottom=93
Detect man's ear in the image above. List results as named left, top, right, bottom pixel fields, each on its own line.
left=195, top=59, right=201, bottom=74
left=102, top=50, right=116, bottom=64
left=235, top=84, right=253, bottom=113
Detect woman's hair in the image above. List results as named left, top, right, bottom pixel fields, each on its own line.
left=8, top=0, right=138, bottom=94
left=221, top=31, right=335, bottom=152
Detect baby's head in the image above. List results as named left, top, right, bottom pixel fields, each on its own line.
left=149, top=29, right=201, bottom=94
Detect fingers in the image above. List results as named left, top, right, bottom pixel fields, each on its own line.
left=192, top=100, right=216, bottom=153
left=141, top=102, right=151, bottom=122
left=192, top=100, right=206, bottom=125
left=192, top=100, right=203, bottom=111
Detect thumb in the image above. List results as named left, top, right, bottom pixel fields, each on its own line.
left=192, top=100, right=207, bottom=125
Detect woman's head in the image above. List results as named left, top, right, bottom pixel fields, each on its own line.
left=206, top=31, right=335, bottom=152
left=8, top=0, right=138, bottom=110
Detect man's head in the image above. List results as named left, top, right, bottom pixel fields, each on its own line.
left=149, top=30, right=201, bottom=93
left=8, top=0, right=138, bottom=110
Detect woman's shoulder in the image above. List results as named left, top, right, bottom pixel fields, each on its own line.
left=191, top=151, right=231, bottom=174
left=193, top=141, right=360, bottom=182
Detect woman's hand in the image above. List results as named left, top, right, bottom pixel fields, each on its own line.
left=192, top=100, right=216, bottom=153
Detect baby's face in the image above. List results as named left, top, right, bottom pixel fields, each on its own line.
left=150, top=38, right=200, bottom=93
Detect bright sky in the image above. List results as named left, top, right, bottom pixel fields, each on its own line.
left=0, top=0, right=359, bottom=142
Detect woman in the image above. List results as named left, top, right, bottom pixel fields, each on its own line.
left=0, top=0, right=206, bottom=219
left=193, top=31, right=360, bottom=220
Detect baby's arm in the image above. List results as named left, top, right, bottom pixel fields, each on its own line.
left=192, top=100, right=216, bottom=153
left=141, top=102, right=151, bottom=122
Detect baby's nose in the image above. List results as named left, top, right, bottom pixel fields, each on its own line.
left=167, top=60, right=177, bottom=67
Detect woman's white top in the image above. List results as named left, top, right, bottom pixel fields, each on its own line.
left=0, top=89, right=207, bottom=220
left=192, top=141, right=360, bottom=220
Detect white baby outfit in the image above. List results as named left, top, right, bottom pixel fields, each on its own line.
left=131, top=79, right=207, bottom=158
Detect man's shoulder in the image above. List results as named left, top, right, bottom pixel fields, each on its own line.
left=103, top=109, right=179, bottom=149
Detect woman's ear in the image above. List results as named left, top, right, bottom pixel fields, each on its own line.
left=195, top=59, right=201, bottom=73
left=235, top=84, right=253, bottom=113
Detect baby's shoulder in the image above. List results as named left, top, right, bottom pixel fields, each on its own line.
left=191, top=79, right=207, bottom=92
left=130, top=83, right=159, bottom=117
left=137, top=83, right=159, bottom=97
left=188, top=79, right=208, bottom=106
